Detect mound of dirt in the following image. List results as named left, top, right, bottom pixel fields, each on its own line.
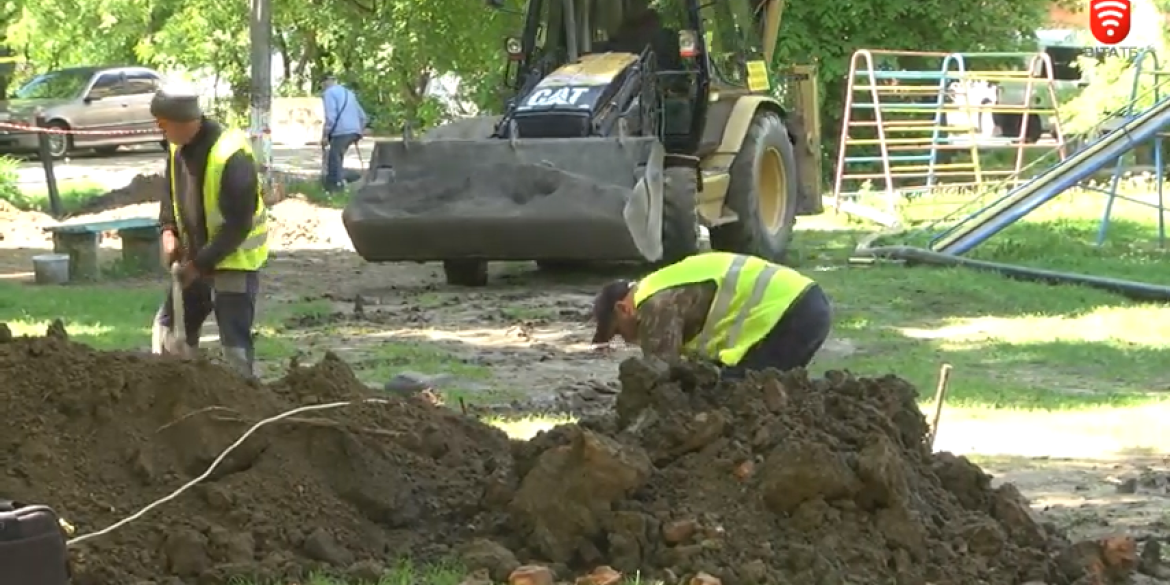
left=269, top=198, right=351, bottom=248
left=0, top=325, right=513, bottom=585
left=0, top=325, right=1140, bottom=585
left=0, top=198, right=52, bottom=245
left=69, top=173, right=166, bottom=216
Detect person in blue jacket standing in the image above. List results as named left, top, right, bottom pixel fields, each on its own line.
left=320, top=74, right=369, bottom=192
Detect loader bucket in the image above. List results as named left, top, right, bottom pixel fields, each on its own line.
left=342, top=136, right=666, bottom=263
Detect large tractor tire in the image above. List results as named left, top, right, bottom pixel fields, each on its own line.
left=432, top=116, right=501, bottom=286
left=659, top=165, right=700, bottom=262
left=710, top=110, right=800, bottom=262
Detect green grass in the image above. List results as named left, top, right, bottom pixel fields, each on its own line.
left=281, top=176, right=351, bottom=209
left=796, top=184, right=1170, bottom=410
left=3, top=178, right=110, bottom=215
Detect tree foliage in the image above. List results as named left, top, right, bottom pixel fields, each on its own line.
left=774, top=0, right=1050, bottom=166
left=6, top=0, right=521, bottom=129
left=4, top=0, right=1058, bottom=167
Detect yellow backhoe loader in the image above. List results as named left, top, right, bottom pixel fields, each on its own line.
left=343, top=0, right=823, bottom=285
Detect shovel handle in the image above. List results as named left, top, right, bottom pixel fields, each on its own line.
left=170, top=262, right=185, bottom=332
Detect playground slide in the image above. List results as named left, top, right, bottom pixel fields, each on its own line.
left=932, top=95, right=1170, bottom=255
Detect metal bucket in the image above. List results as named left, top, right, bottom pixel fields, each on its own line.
left=342, top=135, right=665, bottom=263
left=31, top=254, right=70, bottom=285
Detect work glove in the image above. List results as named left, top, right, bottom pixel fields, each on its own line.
left=161, top=230, right=184, bottom=267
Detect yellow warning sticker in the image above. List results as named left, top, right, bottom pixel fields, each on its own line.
left=746, top=60, right=770, bottom=92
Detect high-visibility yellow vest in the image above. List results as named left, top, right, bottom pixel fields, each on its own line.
left=633, top=252, right=813, bottom=365
left=168, top=129, right=268, bottom=271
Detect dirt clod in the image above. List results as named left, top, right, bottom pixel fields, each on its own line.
left=0, top=327, right=1140, bottom=585
left=690, top=572, right=722, bottom=585
left=574, top=565, right=622, bottom=585
left=459, top=538, right=521, bottom=582
left=508, top=565, right=554, bottom=585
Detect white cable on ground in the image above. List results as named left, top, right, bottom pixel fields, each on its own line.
left=67, top=398, right=390, bottom=547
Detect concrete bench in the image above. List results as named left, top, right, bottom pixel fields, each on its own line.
left=43, top=217, right=162, bottom=282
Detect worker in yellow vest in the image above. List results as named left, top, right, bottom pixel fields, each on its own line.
left=149, top=82, right=269, bottom=377
left=590, top=252, right=831, bottom=376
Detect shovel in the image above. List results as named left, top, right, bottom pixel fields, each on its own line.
left=160, top=262, right=193, bottom=358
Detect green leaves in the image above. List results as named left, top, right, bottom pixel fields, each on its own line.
left=5, top=0, right=1054, bottom=141
left=7, top=0, right=521, bottom=128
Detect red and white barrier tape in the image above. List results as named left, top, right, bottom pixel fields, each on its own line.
left=0, top=121, right=156, bottom=136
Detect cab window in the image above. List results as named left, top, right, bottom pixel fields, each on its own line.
left=700, top=0, right=763, bottom=86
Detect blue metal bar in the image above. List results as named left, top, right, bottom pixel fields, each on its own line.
left=1097, top=49, right=1160, bottom=246
left=931, top=95, right=1170, bottom=255
left=926, top=53, right=967, bottom=189
left=1157, top=137, right=1165, bottom=247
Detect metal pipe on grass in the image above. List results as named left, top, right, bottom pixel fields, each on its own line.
left=853, top=245, right=1170, bottom=302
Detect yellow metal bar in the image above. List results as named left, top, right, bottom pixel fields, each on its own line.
left=843, top=171, right=984, bottom=179
left=851, top=85, right=942, bottom=93
left=866, top=107, right=949, bottom=114
left=849, top=120, right=936, bottom=127
left=955, top=70, right=1033, bottom=76
left=944, top=106, right=1058, bottom=114
left=890, top=163, right=978, bottom=171
left=884, top=143, right=958, bottom=151
left=878, top=126, right=969, bottom=132
left=845, top=137, right=938, bottom=146
left=884, top=142, right=1058, bottom=152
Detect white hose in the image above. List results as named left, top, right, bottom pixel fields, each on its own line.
left=67, top=398, right=389, bottom=547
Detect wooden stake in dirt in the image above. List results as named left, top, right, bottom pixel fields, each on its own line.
left=928, top=363, right=953, bottom=451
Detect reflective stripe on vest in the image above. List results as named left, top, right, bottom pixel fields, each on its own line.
left=168, top=129, right=269, bottom=271
left=692, top=255, right=782, bottom=358
left=634, top=252, right=812, bottom=366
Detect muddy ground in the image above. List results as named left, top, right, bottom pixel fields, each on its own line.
left=3, top=186, right=1170, bottom=583
left=0, top=327, right=1158, bottom=584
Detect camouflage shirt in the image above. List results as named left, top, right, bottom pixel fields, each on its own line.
left=635, top=282, right=716, bottom=359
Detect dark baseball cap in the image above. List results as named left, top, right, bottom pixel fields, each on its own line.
left=591, top=279, right=633, bottom=344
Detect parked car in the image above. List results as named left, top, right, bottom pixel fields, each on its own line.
left=0, top=65, right=167, bottom=159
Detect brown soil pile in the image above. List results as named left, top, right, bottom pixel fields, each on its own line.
left=69, top=173, right=166, bottom=216
left=0, top=326, right=1138, bottom=585
left=0, top=198, right=52, bottom=245
left=0, top=326, right=513, bottom=585
left=269, top=198, right=351, bottom=248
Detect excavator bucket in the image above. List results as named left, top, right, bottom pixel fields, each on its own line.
left=342, top=136, right=666, bottom=264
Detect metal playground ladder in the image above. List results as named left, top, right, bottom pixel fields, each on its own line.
left=830, top=49, right=1068, bottom=227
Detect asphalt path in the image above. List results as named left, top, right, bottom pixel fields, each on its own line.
left=14, top=143, right=369, bottom=191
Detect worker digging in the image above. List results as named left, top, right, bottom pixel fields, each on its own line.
left=149, top=82, right=270, bottom=378
left=591, top=252, right=831, bottom=377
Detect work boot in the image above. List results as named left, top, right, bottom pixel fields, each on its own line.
left=222, top=346, right=254, bottom=378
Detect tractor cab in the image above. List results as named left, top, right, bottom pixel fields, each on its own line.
left=494, top=0, right=781, bottom=155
